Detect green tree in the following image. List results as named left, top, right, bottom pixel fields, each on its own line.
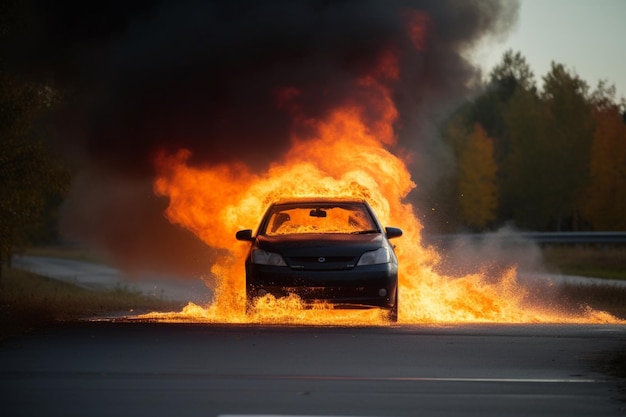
left=489, top=50, right=536, bottom=95
left=540, top=63, right=593, bottom=230
left=474, top=50, right=537, bottom=162
left=500, top=85, right=548, bottom=228
left=0, top=72, right=69, bottom=278
left=501, top=63, right=592, bottom=231
left=456, top=124, right=498, bottom=230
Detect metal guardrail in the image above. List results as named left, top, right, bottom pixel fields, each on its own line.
left=520, top=232, right=626, bottom=244
left=425, top=232, right=626, bottom=245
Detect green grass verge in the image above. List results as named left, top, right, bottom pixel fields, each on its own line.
left=541, top=246, right=626, bottom=280
left=0, top=267, right=184, bottom=340
left=556, top=265, right=626, bottom=281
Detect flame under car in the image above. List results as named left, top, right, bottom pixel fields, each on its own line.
left=236, top=198, right=402, bottom=321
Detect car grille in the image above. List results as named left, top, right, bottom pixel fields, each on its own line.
left=287, top=255, right=359, bottom=270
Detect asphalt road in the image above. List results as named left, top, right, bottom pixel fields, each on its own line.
left=1, top=322, right=625, bottom=417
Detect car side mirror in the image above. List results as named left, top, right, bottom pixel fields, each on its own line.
left=236, top=229, right=254, bottom=241
left=385, top=227, right=402, bottom=239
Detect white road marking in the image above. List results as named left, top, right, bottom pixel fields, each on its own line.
left=248, top=375, right=599, bottom=384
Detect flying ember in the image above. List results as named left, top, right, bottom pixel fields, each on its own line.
left=143, top=10, right=619, bottom=326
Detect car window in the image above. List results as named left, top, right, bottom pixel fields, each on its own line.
left=264, top=204, right=378, bottom=235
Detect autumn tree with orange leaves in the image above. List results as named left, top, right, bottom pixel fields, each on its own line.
left=581, top=83, right=626, bottom=230
left=456, top=124, right=498, bottom=229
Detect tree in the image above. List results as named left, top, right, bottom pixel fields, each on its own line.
left=474, top=50, right=537, bottom=162
left=435, top=51, right=536, bottom=231
left=437, top=51, right=536, bottom=230
left=499, top=84, right=549, bottom=229
left=456, top=124, right=498, bottom=230
left=540, top=63, right=593, bottom=230
left=437, top=53, right=624, bottom=232
left=429, top=108, right=473, bottom=233
left=489, top=50, right=536, bottom=96
left=499, top=63, right=593, bottom=231
left=0, top=72, right=69, bottom=278
left=581, top=82, right=626, bottom=230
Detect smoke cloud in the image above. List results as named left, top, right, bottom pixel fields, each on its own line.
left=9, top=0, right=519, bottom=276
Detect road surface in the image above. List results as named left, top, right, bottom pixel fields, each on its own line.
left=1, top=322, right=625, bottom=417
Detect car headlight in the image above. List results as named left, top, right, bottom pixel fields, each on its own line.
left=357, top=247, right=390, bottom=265
left=251, top=248, right=287, bottom=266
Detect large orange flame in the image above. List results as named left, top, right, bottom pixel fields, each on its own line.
left=143, top=13, right=620, bottom=325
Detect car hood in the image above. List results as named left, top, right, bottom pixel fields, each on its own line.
left=255, top=233, right=384, bottom=257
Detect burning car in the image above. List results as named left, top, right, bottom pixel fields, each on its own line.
left=236, top=198, right=402, bottom=321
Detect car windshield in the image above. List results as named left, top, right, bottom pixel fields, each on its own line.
left=263, top=203, right=379, bottom=236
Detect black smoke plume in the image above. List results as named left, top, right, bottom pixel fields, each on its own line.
left=6, top=0, right=518, bottom=277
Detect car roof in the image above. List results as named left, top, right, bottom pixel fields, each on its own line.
left=270, top=197, right=368, bottom=206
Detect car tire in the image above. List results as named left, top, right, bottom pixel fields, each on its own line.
left=388, top=290, right=398, bottom=323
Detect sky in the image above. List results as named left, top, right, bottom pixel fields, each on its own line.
left=473, top=0, right=626, bottom=100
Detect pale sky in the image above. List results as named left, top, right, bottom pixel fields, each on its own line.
left=473, top=0, right=626, bottom=100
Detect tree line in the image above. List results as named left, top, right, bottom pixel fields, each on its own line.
left=428, top=50, right=626, bottom=233
left=2, top=49, right=626, bottom=274
left=0, top=71, right=70, bottom=277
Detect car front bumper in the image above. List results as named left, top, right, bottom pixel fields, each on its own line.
left=245, top=263, right=398, bottom=309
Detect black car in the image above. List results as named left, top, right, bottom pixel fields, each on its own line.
left=236, top=198, right=402, bottom=321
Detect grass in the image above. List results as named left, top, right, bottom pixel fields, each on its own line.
left=0, top=267, right=184, bottom=340
left=541, top=246, right=626, bottom=280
